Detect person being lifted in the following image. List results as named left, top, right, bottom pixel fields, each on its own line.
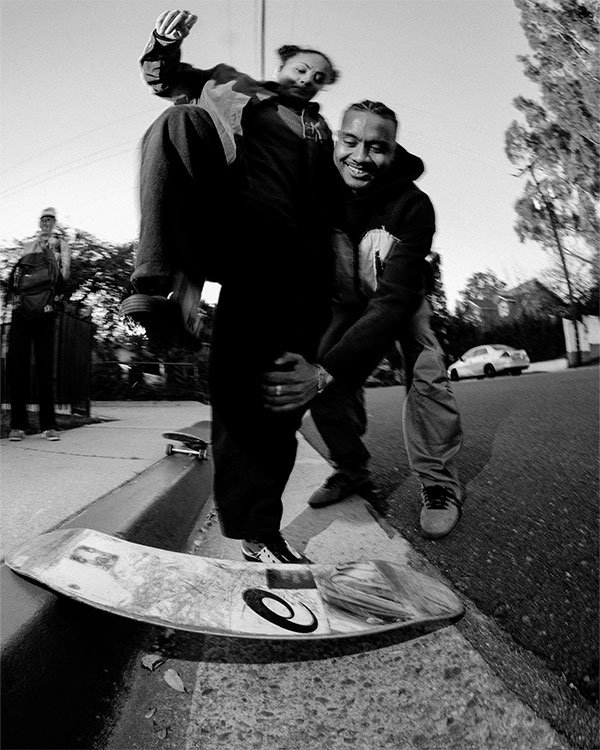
left=131, top=9, right=343, bottom=562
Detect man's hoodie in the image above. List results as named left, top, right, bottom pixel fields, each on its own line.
left=320, top=144, right=436, bottom=385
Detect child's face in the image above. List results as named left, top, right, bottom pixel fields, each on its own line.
left=277, top=52, right=331, bottom=102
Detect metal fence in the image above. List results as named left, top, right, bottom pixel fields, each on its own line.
left=1, top=310, right=93, bottom=417
left=91, top=351, right=210, bottom=403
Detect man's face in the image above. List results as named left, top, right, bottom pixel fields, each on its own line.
left=39, top=216, right=56, bottom=235
left=334, top=109, right=396, bottom=191
left=277, top=52, right=330, bottom=102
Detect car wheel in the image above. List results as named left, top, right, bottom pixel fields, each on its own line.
left=483, top=364, right=496, bottom=378
left=450, top=370, right=459, bottom=382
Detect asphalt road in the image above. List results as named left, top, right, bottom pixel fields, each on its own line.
left=301, top=366, right=599, bottom=708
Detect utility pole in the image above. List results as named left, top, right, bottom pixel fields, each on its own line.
left=516, top=160, right=582, bottom=367
left=259, top=0, right=266, bottom=79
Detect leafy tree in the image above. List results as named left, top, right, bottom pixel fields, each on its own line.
left=425, top=251, right=452, bottom=357
left=580, top=280, right=599, bottom=315
left=455, top=270, right=508, bottom=323
left=0, top=228, right=136, bottom=341
left=427, top=252, right=449, bottom=324
left=66, top=230, right=137, bottom=340
left=505, top=0, right=600, bottom=298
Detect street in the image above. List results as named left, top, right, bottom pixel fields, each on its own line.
left=304, top=366, right=599, bottom=709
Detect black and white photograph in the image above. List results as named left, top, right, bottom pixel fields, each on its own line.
left=0, top=1, right=598, bottom=748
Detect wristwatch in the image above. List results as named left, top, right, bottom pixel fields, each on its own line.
left=315, top=364, right=333, bottom=394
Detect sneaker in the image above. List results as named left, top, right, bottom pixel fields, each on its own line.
left=9, top=429, right=25, bottom=441
left=42, top=429, right=60, bottom=441
left=241, top=535, right=311, bottom=564
left=119, top=292, right=202, bottom=350
left=420, top=486, right=462, bottom=539
left=308, top=472, right=373, bottom=509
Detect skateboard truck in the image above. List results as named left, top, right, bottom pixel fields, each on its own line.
left=162, top=431, right=211, bottom=461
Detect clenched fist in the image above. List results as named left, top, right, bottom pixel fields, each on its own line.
left=155, top=9, right=198, bottom=41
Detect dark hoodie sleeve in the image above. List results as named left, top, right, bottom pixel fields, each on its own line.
left=321, top=191, right=435, bottom=386
left=140, top=32, right=217, bottom=102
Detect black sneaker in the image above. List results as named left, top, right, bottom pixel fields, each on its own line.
left=420, top=486, right=462, bottom=539
left=119, top=293, right=201, bottom=350
left=308, top=472, right=373, bottom=509
left=241, top=535, right=311, bottom=564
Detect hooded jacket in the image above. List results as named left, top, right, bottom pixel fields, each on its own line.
left=137, top=33, right=340, bottom=301
left=320, top=145, right=436, bottom=385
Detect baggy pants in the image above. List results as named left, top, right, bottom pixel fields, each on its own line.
left=137, top=104, right=332, bottom=539
left=134, top=105, right=229, bottom=293
left=311, top=298, right=463, bottom=498
left=7, top=311, right=57, bottom=431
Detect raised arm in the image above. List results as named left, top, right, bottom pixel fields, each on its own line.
left=58, top=237, right=71, bottom=282
left=155, top=9, right=197, bottom=41
left=140, top=9, right=215, bottom=102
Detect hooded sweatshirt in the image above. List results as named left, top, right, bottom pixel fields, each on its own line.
left=137, top=33, right=340, bottom=316
left=320, top=145, right=436, bottom=385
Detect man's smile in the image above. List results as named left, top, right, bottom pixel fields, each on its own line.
left=344, top=161, right=373, bottom=180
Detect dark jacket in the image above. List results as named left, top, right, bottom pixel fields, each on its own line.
left=138, top=34, right=340, bottom=294
left=320, top=146, right=436, bottom=384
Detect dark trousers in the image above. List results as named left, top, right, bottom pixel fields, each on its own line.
left=209, top=280, right=330, bottom=539
left=8, top=311, right=57, bottom=431
left=138, top=105, right=332, bottom=539
left=133, top=104, right=229, bottom=293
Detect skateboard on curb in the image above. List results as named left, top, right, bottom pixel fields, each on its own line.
left=163, top=420, right=211, bottom=461
left=5, top=528, right=464, bottom=641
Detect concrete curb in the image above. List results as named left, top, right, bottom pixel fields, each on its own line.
left=1, top=439, right=213, bottom=750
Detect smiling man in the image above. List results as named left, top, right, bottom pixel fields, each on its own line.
left=263, top=100, right=464, bottom=539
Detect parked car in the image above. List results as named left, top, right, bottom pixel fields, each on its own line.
left=448, top=344, right=530, bottom=381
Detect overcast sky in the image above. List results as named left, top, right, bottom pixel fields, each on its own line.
left=0, top=0, right=550, bottom=308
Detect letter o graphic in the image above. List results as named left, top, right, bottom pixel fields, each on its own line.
left=243, top=588, right=318, bottom=633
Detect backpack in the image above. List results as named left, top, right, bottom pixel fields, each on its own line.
left=11, top=244, right=61, bottom=320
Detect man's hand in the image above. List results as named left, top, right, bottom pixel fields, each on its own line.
left=262, top=352, right=321, bottom=413
left=155, top=10, right=198, bottom=42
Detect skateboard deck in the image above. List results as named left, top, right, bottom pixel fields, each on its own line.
left=6, top=528, right=463, bottom=640
left=163, top=420, right=211, bottom=460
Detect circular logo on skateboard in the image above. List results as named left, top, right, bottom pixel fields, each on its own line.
left=243, top=588, right=319, bottom=633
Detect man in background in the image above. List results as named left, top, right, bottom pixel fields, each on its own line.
left=7, top=207, right=70, bottom=441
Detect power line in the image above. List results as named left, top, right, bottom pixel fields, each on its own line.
left=0, top=108, right=158, bottom=177
left=0, top=142, right=139, bottom=200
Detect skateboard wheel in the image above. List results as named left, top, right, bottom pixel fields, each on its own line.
left=165, top=443, right=174, bottom=456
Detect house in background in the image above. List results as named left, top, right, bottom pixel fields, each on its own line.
left=563, top=315, right=600, bottom=366
left=465, top=277, right=599, bottom=365
left=505, top=279, right=568, bottom=321
left=466, top=279, right=568, bottom=328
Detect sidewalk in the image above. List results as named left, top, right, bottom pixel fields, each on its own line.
left=1, top=400, right=213, bottom=750
left=1, top=400, right=577, bottom=749
left=525, top=358, right=569, bottom=374
left=1, top=401, right=210, bottom=558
